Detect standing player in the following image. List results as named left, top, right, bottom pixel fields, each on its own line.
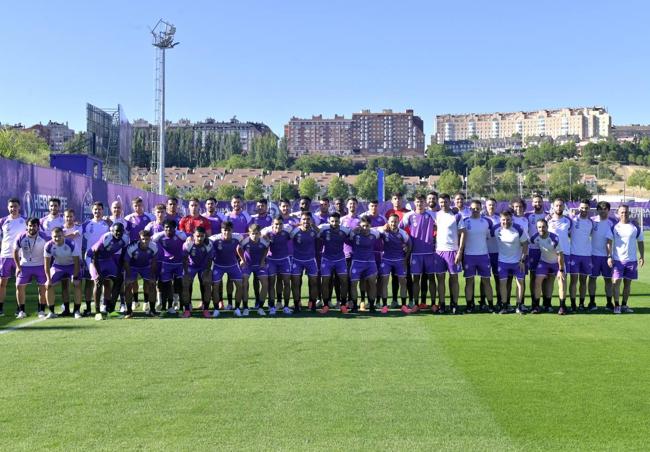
left=432, top=194, right=465, bottom=314
left=41, top=198, right=64, bottom=238
left=290, top=212, right=319, bottom=311
left=124, top=229, right=159, bottom=317
left=182, top=227, right=213, bottom=318
left=0, top=198, right=26, bottom=316
left=342, top=198, right=361, bottom=303
left=546, top=198, right=572, bottom=313
left=13, top=218, right=49, bottom=318
left=152, top=220, right=188, bottom=316
left=453, top=192, right=471, bottom=219
left=315, top=198, right=331, bottom=225
left=210, top=221, right=245, bottom=316
left=165, top=197, right=182, bottom=225
left=484, top=197, right=501, bottom=309
left=379, top=214, right=410, bottom=314
left=460, top=200, right=494, bottom=313
left=333, top=198, right=347, bottom=217
left=386, top=192, right=411, bottom=308
left=203, top=197, right=223, bottom=234
left=346, top=216, right=382, bottom=313
left=525, top=194, right=548, bottom=307
left=107, top=200, right=132, bottom=313
left=262, top=217, right=294, bottom=315
left=359, top=200, right=386, bottom=309
left=252, top=199, right=274, bottom=229
left=588, top=201, right=615, bottom=311
left=494, top=211, right=529, bottom=314
left=81, top=202, right=111, bottom=316
left=124, top=197, right=155, bottom=312
left=568, top=199, right=594, bottom=311
left=179, top=198, right=212, bottom=236
left=240, top=224, right=269, bottom=316
left=221, top=195, right=251, bottom=310
left=529, top=218, right=565, bottom=314
left=44, top=227, right=82, bottom=318
left=318, top=212, right=350, bottom=314
left=610, top=205, right=644, bottom=314
left=60, top=208, right=83, bottom=316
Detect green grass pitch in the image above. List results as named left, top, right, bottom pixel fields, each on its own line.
left=1, top=235, right=648, bottom=451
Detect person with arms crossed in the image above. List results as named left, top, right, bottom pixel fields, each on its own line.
left=525, top=194, right=548, bottom=307
left=124, top=197, right=155, bottom=312
left=386, top=192, right=412, bottom=309
left=346, top=216, right=381, bottom=313
left=610, top=205, right=644, bottom=314
left=40, top=198, right=64, bottom=238
left=152, top=220, right=188, bottom=316
left=289, top=212, right=319, bottom=312
left=81, top=202, right=111, bottom=316
left=546, top=198, right=572, bottom=313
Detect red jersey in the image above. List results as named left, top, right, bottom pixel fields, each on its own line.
left=179, top=215, right=212, bottom=235
left=385, top=207, right=410, bottom=222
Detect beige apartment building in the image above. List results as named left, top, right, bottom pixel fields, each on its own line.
left=436, top=107, right=611, bottom=143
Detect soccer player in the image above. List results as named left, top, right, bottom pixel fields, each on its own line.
left=453, top=192, right=471, bottom=219
left=525, top=194, right=548, bottom=305
left=494, top=211, right=529, bottom=314
left=203, top=197, right=223, bottom=234
left=61, top=208, right=83, bottom=316
left=81, top=202, right=111, bottom=316
left=108, top=200, right=131, bottom=313
left=221, top=195, right=251, bottom=310
left=0, top=198, right=26, bottom=316
left=386, top=192, right=411, bottom=308
left=610, top=205, right=644, bottom=314
left=333, top=198, right=347, bottom=216
left=40, top=198, right=64, bottom=238
left=427, top=191, right=439, bottom=213
left=289, top=212, right=319, bottom=311
left=144, top=204, right=167, bottom=235
left=358, top=199, right=386, bottom=309
left=152, top=220, right=188, bottom=316
left=44, top=226, right=82, bottom=318
left=484, top=197, right=501, bottom=309
left=315, top=198, right=331, bottom=225
left=182, top=227, right=213, bottom=318
left=240, top=224, right=269, bottom=316
left=179, top=198, right=212, bottom=236
left=293, top=196, right=320, bottom=226
left=546, top=198, right=572, bottom=312
left=124, top=229, right=159, bottom=318
left=13, top=218, right=49, bottom=318
left=341, top=198, right=361, bottom=293
left=588, top=201, right=615, bottom=311
left=261, top=217, right=293, bottom=315
left=510, top=197, right=530, bottom=309
left=346, top=216, right=381, bottom=313
left=278, top=199, right=297, bottom=226
left=210, top=221, right=245, bottom=316
left=529, top=218, right=565, bottom=314
left=318, top=212, right=350, bottom=314
left=379, top=213, right=410, bottom=314
left=124, top=197, right=155, bottom=312
left=568, top=199, right=594, bottom=311
left=432, top=193, right=465, bottom=314
left=165, top=197, right=182, bottom=224
left=400, top=194, right=437, bottom=312
left=460, top=199, right=494, bottom=313
left=87, top=223, right=129, bottom=320
left=251, top=199, right=274, bottom=229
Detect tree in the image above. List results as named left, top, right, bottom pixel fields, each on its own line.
left=62, top=132, right=87, bottom=154
left=467, top=166, right=489, bottom=197
left=327, top=176, right=350, bottom=199
left=354, top=169, right=378, bottom=201
left=628, top=169, right=650, bottom=189
left=215, top=184, right=244, bottom=200
left=497, top=169, right=519, bottom=198
left=384, top=173, right=405, bottom=198
left=437, top=170, right=462, bottom=194
left=165, top=184, right=179, bottom=199
left=548, top=161, right=582, bottom=199
left=271, top=182, right=298, bottom=201
left=299, top=177, right=320, bottom=199
left=524, top=170, right=543, bottom=193
left=244, top=177, right=265, bottom=200
left=0, top=129, right=50, bottom=166
left=276, top=137, right=290, bottom=170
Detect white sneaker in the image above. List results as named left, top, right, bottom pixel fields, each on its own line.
left=142, top=302, right=149, bottom=312
left=172, top=301, right=180, bottom=311
left=242, top=308, right=250, bottom=316
left=269, top=307, right=276, bottom=316
left=316, top=300, right=323, bottom=308
left=613, top=306, right=621, bottom=314
left=131, top=302, right=139, bottom=311
left=282, top=306, right=293, bottom=315
left=38, top=311, right=46, bottom=319
left=74, top=311, right=82, bottom=319
left=257, top=308, right=266, bottom=316
left=167, top=307, right=177, bottom=315
left=95, top=313, right=104, bottom=321
left=212, top=309, right=220, bottom=318
left=17, top=311, right=27, bottom=319
left=234, top=308, right=242, bottom=317
left=100, top=304, right=107, bottom=314
left=155, top=298, right=162, bottom=311
left=226, top=304, right=233, bottom=311
left=45, top=312, right=57, bottom=319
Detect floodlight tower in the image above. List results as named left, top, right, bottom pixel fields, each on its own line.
left=151, top=19, right=179, bottom=195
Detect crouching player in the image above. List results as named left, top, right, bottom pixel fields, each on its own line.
left=13, top=218, right=49, bottom=318
left=379, top=214, right=411, bottom=314
left=210, top=221, right=245, bottom=317
left=44, top=227, right=82, bottom=318
left=240, top=224, right=269, bottom=316
left=124, top=230, right=159, bottom=318
left=529, top=219, right=565, bottom=314
left=87, top=223, right=129, bottom=320
left=152, top=220, right=188, bottom=316
left=182, top=227, right=214, bottom=318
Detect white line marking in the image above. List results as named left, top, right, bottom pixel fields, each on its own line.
left=0, top=318, right=46, bottom=335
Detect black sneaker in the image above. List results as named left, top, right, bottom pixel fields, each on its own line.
left=587, top=302, right=598, bottom=312
left=545, top=306, right=554, bottom=313
left=465, top=306, right=474, bottom=314
left=82, top=309, right=93, bottom=317
left=578, top=303, right=585, bottom=312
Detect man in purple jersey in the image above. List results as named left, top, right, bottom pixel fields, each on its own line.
left=290, top=212, right=319, bottom=311
left=530, top=218, right=565, bottom=314
left=203, top=197, right=223, bottom=234
left=81, top=202, right=111, bottom=316
left=379, top=214, right=411, bottom=314
left=341, top=197, right=360, bottom=302
left=358, top=199, right=386, bottom=309
left=124, top=197, right=155, bottom=312
left=182, top=227, right=213, bottom=318
left=460, top=200, right=494, bottom=313
left=44, top=227, right=82, bottom=318
left=87, top=223, right=129, bottom=320
left=210, top=221, right=246, bottom=316
left=588, top=201, right=615, bottom=311
left=0, top=198, right=26, bottom=316
left=221, top=195, right=251, bottom=309
left=292, top=196, right=320, bottom=226
left=610, top=205, right=644, bottom=314
left=144, top=204, right=167, bottom=311
left=346, top=216, right=381, bottom=313
left=240, top=224, right=269, bottom=316
left=315, top=198, right=331, bottom=225
left=318, top=212, right=350, bottom=314
left=153, top=220, right=188, bottom=316
left=40, top=198, right=64, bottom=239
left=124, top=229, right=159, bottom=317
left=262, top=217, right=294, bottom=315
left=525, top=194, right=547, bottom=306
left=433, top=194, right=465, bottom=314
left=250, top=198, right=274, bottom=308
left=107, top=200, right=131, bottom=314
left=13, top=218, right=49, bottom=318
left=333, top=198, right=347, bottom=217
left=165, top=197, right=182, bottom=225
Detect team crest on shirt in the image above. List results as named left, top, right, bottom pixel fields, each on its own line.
left=297, top=235, right=302, bottom=244
left=191, top=248, right=196, bottom=256
left=355, top=236, right=360, bottom=245
left=467, top=223, right=472, bottom=230
left=218, top=243, right=223, bottom=250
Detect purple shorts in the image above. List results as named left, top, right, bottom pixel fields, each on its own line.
left=380, top=258, right=406, bottom=277
left=212, top=264, right=243, bottom=282
left=83, top=257, right=93, bottom=280
left=536, top=260, right=559, bottom=276
left=375, top=252, right=382, bottom=269
left=350, top=260, right=378, bottom=281
left=433, top=251, right=462, bottom=274
left=612, top=260, right=638, bottom=280
left=127, top=266, right=155, bottom=282
left=463, top=254, right=491, bottom=278
left=17, top=265, right=47, bottom=285
left=321, top=257, right=348, bottom=277
left=591, top=256, right=613, bottom=278
left=410, top=254, right=435, bottom=275
left=0, top=257, right=16, bottom=278
left=49, top=264, right=78, bottom=284
left=497, top=261, right=525, bottom=280
left=489, top=253, right=499, bottom=275
left=529, top=249, right=541, bottom=274
left=291, top=258, right=319, bottom=277
left=159, top=262, right=183, bottom=282
left=89, top=258, right=120, bottom=281
left=267, top=257, right=291, bottom=276
left=242, top=264, right=268, bottom=278
left=568, top=255, right=592, bottom=275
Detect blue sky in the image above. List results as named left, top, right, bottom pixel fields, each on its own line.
left=1, top=0, right=648, bottom=139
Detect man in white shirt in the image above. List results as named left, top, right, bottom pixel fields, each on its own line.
left=610, top=205, right=644, bottom=314
left=494, top=211, right=529, bottom=314
left=529, top=218, right=565, bottom=314
left=546, top=198, right=572, bottom=313
left=588, top=201, right=615, bottom=311
left=433, top=193, right=465, bottom=314
left=460, top=199, right=494, bottom=313
left=40, top=198, right=65, bottom=238
left=569, top=199, right=595, bottom=311
left=0, top=198, right=26, bottom=316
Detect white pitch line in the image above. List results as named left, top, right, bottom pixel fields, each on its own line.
left=0, top=317, right=46, bottom=335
